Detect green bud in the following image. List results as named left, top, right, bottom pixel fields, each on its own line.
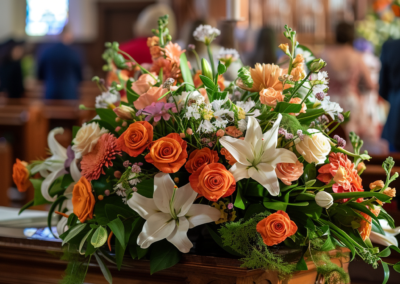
left=116, top=84, right=123, bottom=91
left=102, top=65, right=110, bottom=72
left=360, top=154, right=372, bottom=161
left=112, top=42, right=119, bottom=50
left=166, top=35, right=172, bottom=42
left=237, top=66, right=254, bottom=88
left=309, top=58, right=327, bottom=72
left=79, top=104, right=87, bottom=110
left=201, top=58, right=213, bottom=80
left=92, top=76, right=100, bottom=82
left=105, top=42, right=112, bottom=48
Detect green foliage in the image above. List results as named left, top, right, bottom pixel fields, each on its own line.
left=273, top=102, right=302, bottom=114
left=179, top=53, right=194, bottom=91
left=31, top=178, right=51, bottom=206
left=149, top=240, right=181, bottom=274
left=237, top=66, right=253, bottom=88
left=312, top=252, right=350, bottom=284
left=279, top=113, right=309, bottom=137
left=219, top=213, right=295, bottom=276
left=60, top=245, right=89, bottom=284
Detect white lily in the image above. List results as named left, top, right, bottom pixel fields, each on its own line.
left=56, top=182, right=75, bottom=237
left=370, top=219, right=400, bottom=247
left=31, top=128, right=81, bottom=202
left=127, top=172, right=220, bottom=253
left=219, top=114, right=298, bottom=196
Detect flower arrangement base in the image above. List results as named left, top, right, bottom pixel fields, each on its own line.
left=0, top=235, right=349, bottom=284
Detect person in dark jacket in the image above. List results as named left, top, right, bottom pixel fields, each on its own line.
left=379, top=39, right=400, bottom=152
left=37, top=25, right=82, bottom=100
left=0, top=39, right=25, bottom=98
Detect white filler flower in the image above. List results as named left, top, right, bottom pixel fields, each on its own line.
left=219, top=114, right=297, bottom=196
left=193, top=25, right=221, bottom=45
left=127, top=173, right=220, bottom=253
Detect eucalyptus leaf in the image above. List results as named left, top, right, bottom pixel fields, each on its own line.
left=62, top=223, right=87, bottom=245
left=79, top=229, right=93, bottom=255
left=94, top=253, right=113, bottom=284
left=91, top=226, right=108, bottom=248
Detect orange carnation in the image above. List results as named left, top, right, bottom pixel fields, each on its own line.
left=189, top=163, right=236, bottom=202
left=221, top=148, right=237, bottom=166
left=72, top=176, right=95, bottom=223
left=117, top=121, right=153, bottom=157
left=185, top=148, right=219, bottom=174
left=12, top=159, right=32, bottom=192
left=256, top=210, right=298, bottom=246
left=145, top=133, right=188, bottom=173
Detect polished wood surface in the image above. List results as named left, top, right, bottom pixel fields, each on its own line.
left=0, top=235, right=349, bottom=284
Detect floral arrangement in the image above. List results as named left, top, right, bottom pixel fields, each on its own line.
left=13, top=16, right=400, bottom=284
left=357, top=0, right=400, bottom=55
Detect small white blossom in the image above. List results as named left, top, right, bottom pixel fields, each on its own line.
left=185, top=104, right=202, bottom=120
left=129, top=178, right=141, bottom=186
left=212, top=98, right=234, bottom=120
left=169, top=91, right=205, bottom=111
left=193, top=25, right=221, bottom=44
left=213, top=119, right=228, bottom=129
left=310, top=71, right=329, bottom=85
left=114, top=183, right=127, bottom=197
left=197, top=120, right=216, bottom=133
left=238, top=119, right=247, bottom=131
left=217, top=47, right=239, bottom=61
left=95, top=91, right=120, bottom=109
left=236, top=100, right=260, bottom=117
left=320, top=96, right=343, bottom=120
left=312, top=84, right=328, bottom=96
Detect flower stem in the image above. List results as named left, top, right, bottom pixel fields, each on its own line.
left=288, top=71, right=312, bottom=101
left=118, top=49, right=157, bottom=81
left=192, top=50, right=201, bottom=70
left=207, top=44, right=216, bottom=77
left=287, top=35, right=296, bottom=75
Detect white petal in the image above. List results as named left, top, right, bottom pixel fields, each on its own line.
left=70, top=159, right=81, bottom=182
left=41, top=167, right=66, bottom=202
left=166, top=217, right=193, bottom=253
left=153, top=172, right=175, bottom=213
left=370, top=231, right=398, bottom=247
left=56, top=216, right=68, bottom=237
left=137, top=212, right=176, bottom=249
left=261, top=113, right=282, bottom=152
left=229, top=163, right=250, bottom=182
left=219, top=136, right=253, bottom=166
left=175, top=183, right=197, bottom=217
left=48, top=128, right=68, bottom=160
left=186, top=204, right=220, bottom=229
left=263, top=148, right=298, bottom=165
left=248, top=163, right=280, bottom=196
left=127, top=192, right=159, bottom=220
left=244, top=116, right=263, bottom=151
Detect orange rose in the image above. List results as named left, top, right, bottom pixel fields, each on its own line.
left=256, top=210, right=298, bottom=246
left=131, top=74, right=157, bottom=95
left=221, top=148, right=237, bottom=166
left=189, top=163, right=236, bottom=202
left=225, top=126, right=243, bottom=138
left=288, top=97, right=307, bottom=116
left=393, top=4, right=400, bottom=17
left=117, top=121, right=153, bottom=157
left=12, top=159, right=32, bottom=192
left=72, top=176, right=95, bottom=223
left=275, top=161, right=304, bottom=186
left=145, top=133, right=188, bottom=173
left=259, top=87, right=284, bottom=107
left=185, top=148, right=219, bottom=174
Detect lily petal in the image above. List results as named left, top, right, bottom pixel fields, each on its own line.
left=154, top=172, right=175, bottom=213
left=263, top=147, right=298, bottom=166
left=41, top=167, right=67, bottom=202
left=186, top=204, right=220, bottom=229
left=229, top=163, right=250, bottom=182
left=166, top=217, right=193, bottom=253
left=48, top=127, right=68, bottom=161
left=127, top=192, right=159, bottom=220
left=261, top=113, right=282, bottom=152
left=175, top=183, right=198, bottom=217
left=244, top=116, right=263, bottom=151
left=248, top=163, right=280, bottom=196
left=70, top=158, right=81, bottom=182
left=370, top=231, right=398, bottom=247
left=219, top=136, right=253, bottom=166
left=137, top=212, right=176, bottom=249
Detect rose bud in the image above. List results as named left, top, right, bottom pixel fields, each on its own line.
left=216, top=129, right=225, bottom=137
left=113, top=105, right=134, bottom=120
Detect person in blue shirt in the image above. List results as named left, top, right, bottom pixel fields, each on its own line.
left=37, top=25, right=82, bottom=100
left=379, top=39, right=400, bottom=152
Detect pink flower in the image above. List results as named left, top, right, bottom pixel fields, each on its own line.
left=81, top=133, right=121, bottom=181
left=133, top=86, right=168, bottom=110
left=138, top=102, right=177, bottom=122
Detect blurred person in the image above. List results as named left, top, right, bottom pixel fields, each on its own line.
left=38, top=25, right=83, bottom=100
left=0, top=39, right=25, bottom=98
left=379, top=38, right=400, bottom=152
left=244, top=27, right=277, bottom=66
left=321, top=22, right=374, bottom=140
left=119, top=3, right=177, bottom=65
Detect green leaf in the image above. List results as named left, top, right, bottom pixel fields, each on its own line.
left=331, top=192, right=390, bottom=202
left=49, top=176, right=65, bottom=197
left=149, top=240, right=181, bottom=274
left=91, top=226, right=108, bottom=248
left=372, top=219, right=386, bottom=235
left=382, top=261, right=390, bottom=284
left=18, top=200, right=34, bottom=215
left=303, top=163, right=317, bottom=182
left=320, top=236, right=336, bottom=251
left=378, top=207, right=396, bottom=229
left=217, top=61, right=227, bottom=75
left=128, top=244, right=138, bottom=259
left=291, top=201, right=322, bottom=219
left=107, top=218, right=125, bottom=247
left=61, top=174, right=74, bottom=190
left=295, top=193, right=316, bottom=201
left=394, top=262, right=400, bottom=273
left=48, top=195, right=67, bottom=238
left=94, top=253, right=113, bottom=284
left=234, top=181, right=248, bottom=210
left=347, top=202, right=379, bottom=222
left=272, top=102, right=302, bottom=114
left=79, top=229, right=93, bottom=254
left=297, top=108, right=325, bottom=125
left=72, top=126, right=81, bottom=140
left=105, top=204, right=136, bottom=222
left=85, top=230, right=97, bottom=257
left=296, top=257, right=308, bottom=271
left=378, top=247, right=392, bottom=258
left=179, top=53, right=194, bottom=91
left=62, top=223, right=87, bottom=245
left=206, top=224, right=243, bottom=257
left=200, top=75, right=216, bottom=90
left=263, top=200, right=309, bottom=211
left=96, top=108, right=119, bottom=128
left=136, top=179, right=154, bottom=198
left=243, top=203, right=267, bottom=220
left=305, top=179, right=316, bottom=187
left=30, top=178, right=51, bottom=206
left=136, top=246, right=148, bottom=260
left=126, top=79, right=140, bottom=104
left=115, top=237, right=125, bottom=271
left=90, top=120, right=118, bottom=136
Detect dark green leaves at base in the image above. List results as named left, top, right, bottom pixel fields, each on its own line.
left=94, top=252, right=113, bottom=284
left=150, top=240, right=181, bottom=274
